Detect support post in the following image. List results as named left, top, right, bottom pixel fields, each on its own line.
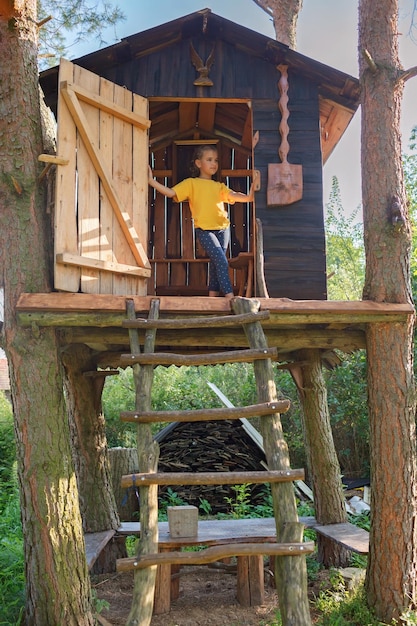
left=126, top=298, right=161, bottom=626
left=231, top=297, right=312, bottom=626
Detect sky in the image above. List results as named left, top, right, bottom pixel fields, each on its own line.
left=66, top=0, right=417, bottom=221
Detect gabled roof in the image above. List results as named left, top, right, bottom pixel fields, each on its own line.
left=40, top=8, right=360, bottom=163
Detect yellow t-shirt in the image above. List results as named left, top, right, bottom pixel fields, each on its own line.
left=172, top=178, right=235, bottom=230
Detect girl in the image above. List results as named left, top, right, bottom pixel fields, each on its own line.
left=148, top=145, right=258, bottom=298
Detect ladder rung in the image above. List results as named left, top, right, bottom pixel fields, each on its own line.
left=122, top=310, right=270, bottom=329
left=120, top=469, right=305, bottom=489
left=120, top=347, right=278, bottom=367
left=120, top=399, right=290, bottom=424
left=116, top=541, right=315, bottom=572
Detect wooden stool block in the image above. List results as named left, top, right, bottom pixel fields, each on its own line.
left=168, top=505, right=198, bottom=538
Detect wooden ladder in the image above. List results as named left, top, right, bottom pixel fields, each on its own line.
left=116, top=297, right=314, bottom=626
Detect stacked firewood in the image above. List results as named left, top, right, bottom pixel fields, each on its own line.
left=156, top=420, right=269, bottom=514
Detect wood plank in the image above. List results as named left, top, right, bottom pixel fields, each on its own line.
left=313, top=522, right=369, bottom=555
left=120, top=347, right=279, bottom=367
left=75, top=63, right=101, bottom=294
left=121, top=399, right=290, bottom=424
left=60, top=83, right=150, bottom=270
left=16, top=293, right=414, bottom=317
left=98, top=75, right=116, bottom=294
left=64, top=80, right=151, bottom=129
left=120, top=469, right=304, bottom=488
left=54, top=59, right=80, bottom=292
left=85, top=529, right=115, bottom=570
left=116, top=541, right=315, bottom=571
left=111, top=83, right=136, bottom=295
left=117, top=517, right=317, bottom=544
left=56, top=253, right=151, bottom=277
left=132, top=90, right=149, bottom=296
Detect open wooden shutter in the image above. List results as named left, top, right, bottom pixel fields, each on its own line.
left=54, top=59, right=151, bottom=295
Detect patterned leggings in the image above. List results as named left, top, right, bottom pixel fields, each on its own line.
left=195, top=228, right=233, bottom=295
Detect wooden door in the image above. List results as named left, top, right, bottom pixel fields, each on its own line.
left=54, top=59, right=151, bottom=295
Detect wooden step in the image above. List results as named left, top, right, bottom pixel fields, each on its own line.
left=120, top=347, right=278, bottom=367
left=116, top=540, right=315, bottom=572
left=122, top=309, right=270, bottom=329
left=120, top=468, right=304, bottom=489
left=120, top=399, right=290, bottom=424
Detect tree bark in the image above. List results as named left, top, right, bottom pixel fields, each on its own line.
left=0, top=2, right=94, bottom=624
left=62, top=344, right=120, bottom=532
left=108, top=447, right=140, bottom=521
left=297, top=349, right=350, bottom=567
left=252, top=0, right=303, bottom=48
left=359, top=0, right=417, bottom=620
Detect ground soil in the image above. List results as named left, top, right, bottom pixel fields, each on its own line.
left=93, top=563, right=329, bottom=625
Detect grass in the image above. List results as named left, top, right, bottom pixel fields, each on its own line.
left=0, top=487, right=25, bottom=626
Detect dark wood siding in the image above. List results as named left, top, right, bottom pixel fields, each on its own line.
left=99, top=37, right=280, bottom=100
left=253, top=71, right=326, bottom=299
left=42, top=23, right=334, bottom=300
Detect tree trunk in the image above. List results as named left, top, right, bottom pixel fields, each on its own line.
left=359, top=0, right=417, bottom=620
left=0, top=2, right=94, bottom=624
left=108, top=447, right=140, bottom=521
left=252, top=0, right=303, bottom=48
left=62, top=344, right=120, bottom=532
left=297, top=350, right=350, bottom=567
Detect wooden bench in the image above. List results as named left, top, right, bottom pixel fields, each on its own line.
left=85, top=529, right=115, bottom=571
left=115, top=516, right=369, bottom=614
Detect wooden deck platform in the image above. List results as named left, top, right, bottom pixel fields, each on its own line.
left=16, top=293, right=413, bottom=365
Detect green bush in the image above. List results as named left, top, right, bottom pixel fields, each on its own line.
left=0, top=392, right=16, bottom=496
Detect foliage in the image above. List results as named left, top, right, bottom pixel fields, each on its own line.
left=0, top=486, right=24, bottom=626
left=224, top=483, right=253, bottom=518
left=324, top=351, right=369, bottom=477
left=158, top=487, right=187, bottom=520
left=325, top=176, right=365, bottom=301
left=38, top=0, right=125, bottom=68
left=404, top=126, right=417, bottom=295
left=0, top=393, right=16, bottom=494
left=102, top=363, right=258, bottom=448
left=278, top=352, right=369, bottom=478
left=101, top=368, right=137, bottom=447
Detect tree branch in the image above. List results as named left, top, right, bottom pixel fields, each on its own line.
left=398, top=65, right=417, bottom=84
left=362, top=48, right=378, bottom=73
left=252, top=0, right=274, bottom=17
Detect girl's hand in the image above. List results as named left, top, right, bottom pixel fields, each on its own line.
left=148, top=165, right=154, bottom=183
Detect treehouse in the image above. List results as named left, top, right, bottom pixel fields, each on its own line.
left=38, top=7, right=361, bottom=303
left=16, top=10, right=411, bottom=618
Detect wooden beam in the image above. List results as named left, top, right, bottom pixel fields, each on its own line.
left=120, top=347, right=278, bottom=366
left=121, top=469, right=303, bottom=488
left=16, top=293, right=414, bottom=317
left=122, top=310, right=270, bottom=329
left=38, top=154, right=69, bottom=165
left=120, top=399, right=290, bottom=424
left=63, top=81, right=151, bottom=129
left=56, top=253, right=151, bottom=278
left=116, top=541, right=315, bottom=571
